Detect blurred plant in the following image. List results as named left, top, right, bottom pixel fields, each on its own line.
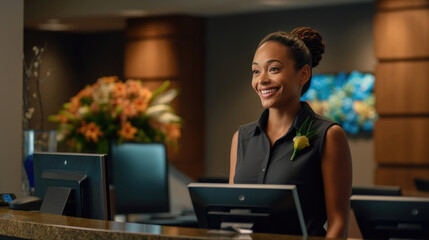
left=301, top=71, right=378, bottom=135
left=48, top=76, right=182, bottom=154
left=23, top=45, right=51, bottom=130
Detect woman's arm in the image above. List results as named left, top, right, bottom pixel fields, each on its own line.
left=229, top=131, right=239, bottom=184
left=321, top=125, right=352, bottom=238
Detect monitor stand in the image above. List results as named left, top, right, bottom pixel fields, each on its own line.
left=39, top=187, right=73, bottom=215
left=220, top=222, right=253, bottom=234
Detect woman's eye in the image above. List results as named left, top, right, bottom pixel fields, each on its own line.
left=269, top=67, right=279, bottom=72
left=252, top=69, right=259, bottom=74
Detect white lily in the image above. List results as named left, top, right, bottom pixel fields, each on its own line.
left=154, top=112, right=181, bottom=124
left=145, top=104, right=174, bottom=117
left=151, top=89, right=178, bottom=105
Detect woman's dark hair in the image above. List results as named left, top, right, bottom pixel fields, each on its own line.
left=257, top=27, right=325, bottom=96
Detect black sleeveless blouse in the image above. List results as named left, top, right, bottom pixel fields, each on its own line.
left=234, top=101, right=337, bottom=236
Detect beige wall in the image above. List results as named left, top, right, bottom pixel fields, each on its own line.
left=0, top=0, right=23, bottom=196
left=204, top=3, right=376, bottom=186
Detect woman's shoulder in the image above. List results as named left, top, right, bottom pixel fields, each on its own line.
left=303, top=102, right=338, bottom=130
left=312, top=113, right=337, bottom=128
left=237, top=121, right=259, bottom=139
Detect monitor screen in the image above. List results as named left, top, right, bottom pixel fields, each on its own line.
left=33, top=152, right=111, bottom=220
left=351, top=195, right=429, bottom=239
left=110, top=143, right=169, bottom=215
left=188, top=183, right=307, bottom=236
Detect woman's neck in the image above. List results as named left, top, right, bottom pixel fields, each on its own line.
left=266, top=101, right=302, bottom=145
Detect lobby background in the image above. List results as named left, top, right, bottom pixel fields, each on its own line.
left=1, top=1, right=375, bottom=197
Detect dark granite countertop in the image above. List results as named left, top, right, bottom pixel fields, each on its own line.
left=0, top=208, right=328, bottom=240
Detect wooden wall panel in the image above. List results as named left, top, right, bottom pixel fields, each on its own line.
left=124, top=16, right=205, bottom=180
left=375, top=118, right=429, bottom=164
left=374, top=8, right=429, bottom=60
left=376, top=0, right=429, bottom=10
left=376, top=167, right=429, bottom=191
left=374, top=1, right=429, bottom=191
left=124, top=39, right=178, bottom=79
left=375, top=61, right=429, bottom=114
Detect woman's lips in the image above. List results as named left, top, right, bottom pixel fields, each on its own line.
left=260, top=88, right=278, bottom=98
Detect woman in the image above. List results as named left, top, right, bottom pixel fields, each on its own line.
left=229, top=27, right=352, bottom=238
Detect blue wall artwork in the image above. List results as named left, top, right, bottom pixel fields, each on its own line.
left=301, top=71, right=377, bottom=136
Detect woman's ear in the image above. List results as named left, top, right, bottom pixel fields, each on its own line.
left=299, top=64, right=311, bottom=86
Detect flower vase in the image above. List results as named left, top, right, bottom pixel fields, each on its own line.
left=22, top=130, right=57, bottom=196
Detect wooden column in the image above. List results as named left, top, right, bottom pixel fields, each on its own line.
left=124, top=15, right=205, bottom=180
left=374, top=0, right=429, bottom=191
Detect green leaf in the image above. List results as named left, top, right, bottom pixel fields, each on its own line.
left=298, top=117, right=309, bottom=135
left=306, top=120, right=313, bottom=135
left=48, top=115, right=59, bottom=122
left=149, top=81, right=170, bottom=102
left=306, top=131, right=317, bottom=139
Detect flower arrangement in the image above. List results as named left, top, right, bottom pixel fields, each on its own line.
left=301, top=71, right=378, bottom=135
left=49, top=76, right=181, bottom=154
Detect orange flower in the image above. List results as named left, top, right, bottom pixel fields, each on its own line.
left=139, top=87, right=153, bottom=100
left=56, top=114, right=69, bottom=123
left=121, top=99, right=137, bottom=119
left=133, top=98, right=149, bottom=113
left=149, top=120, right=181, bottom=141
left=76, top=86, right=93, bottom=99
left=125, top=79, right=141, bottom=97
left=69, top=96, right=81, bottom=114
left=164, top=123, right=181, bottom=141
left=112, top=82, right=126, bottom=99
left=118, top=122, right=137, bottom=140
left=90, top=102, right=100, bottom=112
left=78, top=122, right=104, bottom=143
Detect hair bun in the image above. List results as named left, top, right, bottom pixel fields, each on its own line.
left=291, top=27, right=325, bottom=68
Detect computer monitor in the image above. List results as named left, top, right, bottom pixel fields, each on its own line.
left=414, top=178, right=429, bottom=192
left=352, top=185, right=402, bottom=196
left=351, top=195, right=429, bottom=239
left=188, top=183, right=307, bottom=236
left=33, top=152, right=111, bottom=220
left=110, top=143, right=169, bottom=215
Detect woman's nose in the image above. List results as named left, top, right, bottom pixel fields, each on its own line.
left=258, top=72, right=270, bottom=84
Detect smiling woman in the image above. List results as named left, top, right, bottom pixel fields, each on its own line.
left=229, top=27, right=352, bottom=238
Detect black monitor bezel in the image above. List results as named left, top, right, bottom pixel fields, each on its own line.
left=351, top=195, right=429, bottom=239
left=188, top=183, right=307, bottom=236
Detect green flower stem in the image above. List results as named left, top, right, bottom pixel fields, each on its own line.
left=290, top=149, right=297, bottom=161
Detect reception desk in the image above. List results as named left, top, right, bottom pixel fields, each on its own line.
left=0, top=207, right=332, bottom=240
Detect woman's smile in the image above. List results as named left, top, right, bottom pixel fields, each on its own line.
left=260, top=87, right=279, bottom=98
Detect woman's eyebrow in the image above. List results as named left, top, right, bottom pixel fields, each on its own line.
left=267, top=59, right=283, bottom=64
left=252, top=59, right=283, bottom=66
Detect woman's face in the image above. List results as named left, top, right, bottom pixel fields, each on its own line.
left=251, top=41, right=309, bottom=109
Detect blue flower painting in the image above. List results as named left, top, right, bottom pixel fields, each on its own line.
left=301, top=71, right=377, bottom=135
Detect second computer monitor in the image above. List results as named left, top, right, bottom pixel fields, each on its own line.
left=351, top=195, right=429, bottom=239
left=111, top=143, right=169, bottom=215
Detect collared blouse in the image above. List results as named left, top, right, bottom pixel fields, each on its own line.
left=234, top=101, right=337, bottom=236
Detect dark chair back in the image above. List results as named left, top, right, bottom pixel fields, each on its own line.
left=352, top=185, right=402, bottom=196
left=414, top=178, right=429, bottom=192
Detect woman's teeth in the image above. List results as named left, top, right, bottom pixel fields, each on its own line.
left=261, top=88, right=277, bottom=94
